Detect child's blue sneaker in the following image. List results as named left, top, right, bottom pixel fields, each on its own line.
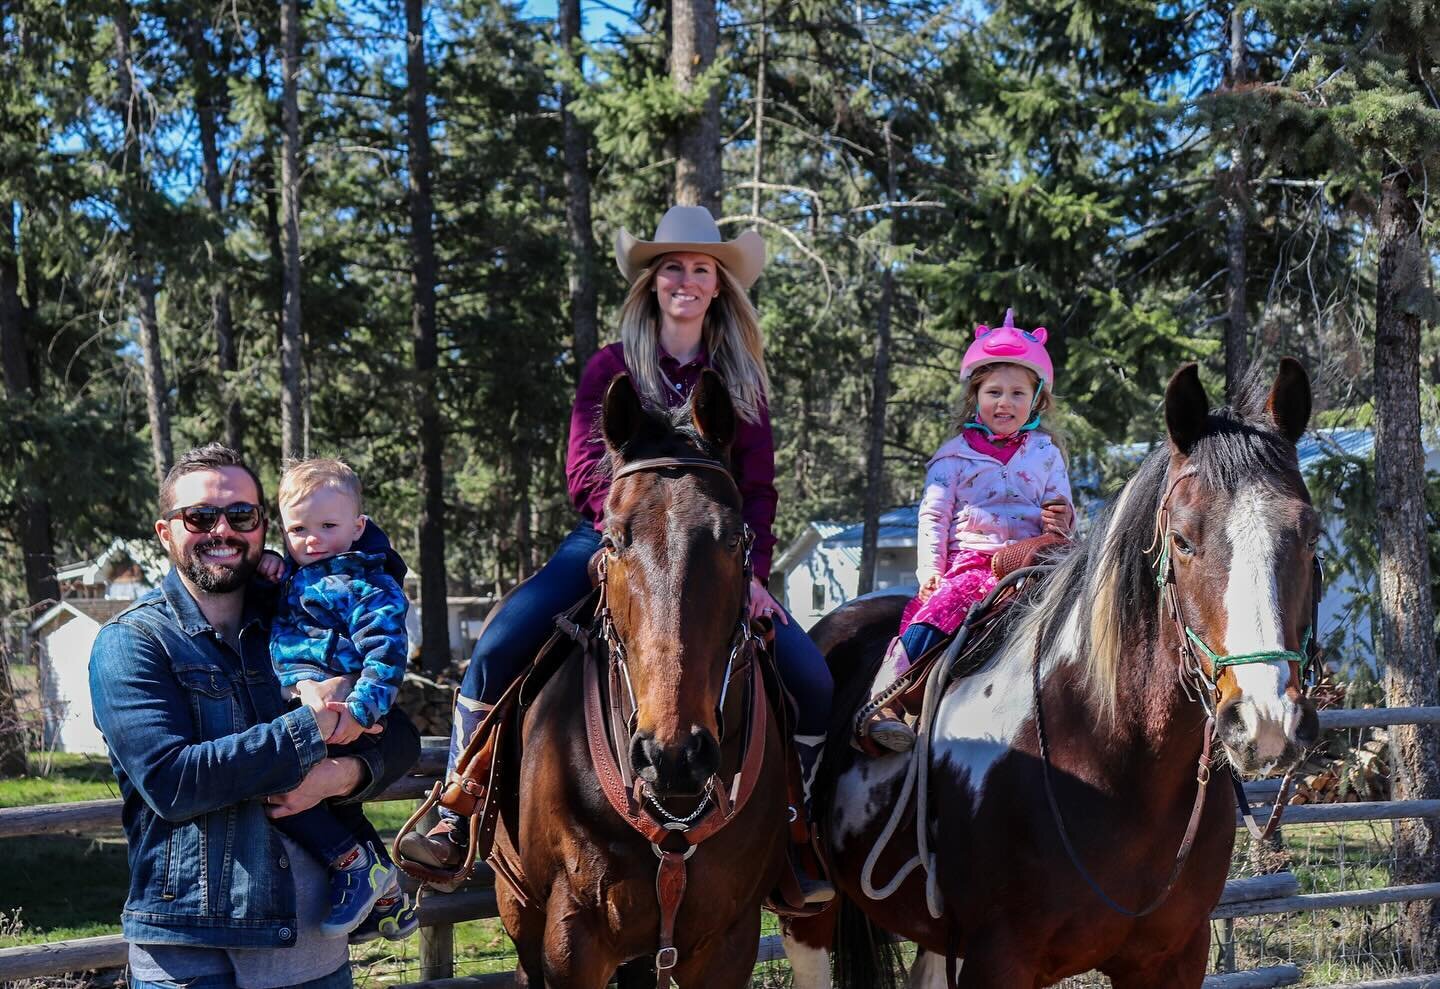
left=349, top=879, right=420, bottom=943
left=321, top=842, right=397, bottom=937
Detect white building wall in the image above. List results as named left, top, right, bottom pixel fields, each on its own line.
left=41, top=616, right=109, bottom=755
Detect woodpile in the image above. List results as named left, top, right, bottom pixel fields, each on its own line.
left=396, top=672, right=457, bottom=738
left=1287, top=730, right=1390, bottom=805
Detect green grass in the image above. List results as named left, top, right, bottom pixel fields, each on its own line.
left=0, top=766, right=427, bottom=949
left=0, top=756, right=1417, bottom=986
left=0, top=752, right=121, bottom=809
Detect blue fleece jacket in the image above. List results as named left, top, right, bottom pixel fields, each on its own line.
left=269, top=519, right=411, bottom=728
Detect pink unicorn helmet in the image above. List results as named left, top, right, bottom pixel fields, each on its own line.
left=961, top=308, right=1054, bottom=395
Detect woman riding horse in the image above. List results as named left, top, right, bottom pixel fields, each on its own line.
left=402, top=205, right=834, bottom=903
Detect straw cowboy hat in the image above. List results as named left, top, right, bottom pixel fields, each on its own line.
left=614, top=206, right=766, bottom=289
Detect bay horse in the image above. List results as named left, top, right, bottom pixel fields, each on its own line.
left=785, top=359, right=1322, bottom=988
left=493, top=370, right=789, bottom=988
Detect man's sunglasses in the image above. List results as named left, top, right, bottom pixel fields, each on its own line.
left=162, top=502, right=266, bottom=534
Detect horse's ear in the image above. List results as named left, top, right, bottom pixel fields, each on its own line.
left=1266, top=357, right=1311, bottom=444
left=602, top=373, right=644, bottom=450
left=691, top=369, right=736, bottom=448
left=1165, top=363, right=1209, bottom=456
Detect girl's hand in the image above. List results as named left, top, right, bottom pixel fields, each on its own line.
left=918, top=574, right=943, bottom=602
left=1041, top=500, right=1073, bottom=537
left=257, top=550, right=286, bottom=584
left=748, top=577, right=788, bottom=625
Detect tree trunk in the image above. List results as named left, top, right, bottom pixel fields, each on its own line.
left=186, top=14, right=242, bottom=453
left=1223, top=6, right=1249, bottom=404
left=406, top=0, right=451, bottom=675
left=670, top=0, right=721, bottom=214
left=513, top=439, right=534, bottom=582
left=859, top=121, right=898, bottom=596
left=279, top=0, right=305, bottom=461
left=136, top=270, right=172, bottom=486
left=750, top=0, right=766, bottom=221
left=115, top=3, right=172, bottom=485
left=560, top=0, right=598, bottom=370
left=0, top=211, right=58, bottom=607
left=1374, top=166, right=1440, bottom=969
left=0, top=647, right=27, bottom=778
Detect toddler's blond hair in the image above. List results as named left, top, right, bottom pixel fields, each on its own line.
left=278, top=457, right=363, bottom=513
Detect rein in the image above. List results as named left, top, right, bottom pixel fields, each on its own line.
left=1034, top=465, right=1324, bottom=919
left=588, top=453, right=764, bottom=986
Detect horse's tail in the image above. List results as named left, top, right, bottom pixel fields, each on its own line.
left=832, top=893, right=904, bottom=989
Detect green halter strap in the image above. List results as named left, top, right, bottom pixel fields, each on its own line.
left=1184, top=626, right=1313, bottom=673
left=1154, top=529, right=1315, bottom=676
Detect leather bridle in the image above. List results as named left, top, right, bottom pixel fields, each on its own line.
left=590, top=454, right=766, bottom=986
left=1034, top=465, right=1324, bottom=919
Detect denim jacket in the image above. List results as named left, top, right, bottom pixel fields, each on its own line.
left=89, top=568, right=420, bottom=949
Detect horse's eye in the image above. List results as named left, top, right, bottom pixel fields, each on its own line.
left=726, top=531, right=742, bottom=551
left=1171, top=532, right=1195, bottom=557
left=1305, top=533, right=1320, bottom=552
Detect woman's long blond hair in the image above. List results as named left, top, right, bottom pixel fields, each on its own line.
left=617, top=258, right=770, bottom=422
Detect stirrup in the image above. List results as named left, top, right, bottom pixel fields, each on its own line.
left=866, top=708, right=916, bottom=753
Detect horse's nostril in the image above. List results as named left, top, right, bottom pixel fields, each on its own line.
left=629, top=731, right=660, bottom=779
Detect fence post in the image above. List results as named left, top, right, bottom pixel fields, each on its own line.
left=1220, top=917, right=1237, bottom=972
left=415, top=800, right=455, bottom=980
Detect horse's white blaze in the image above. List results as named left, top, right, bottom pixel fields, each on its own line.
left=780, top=933, right=830, bottom=989
left=931, top=598, right=1080, bottom=813
left=1222, top=485, right=1300, bottom=761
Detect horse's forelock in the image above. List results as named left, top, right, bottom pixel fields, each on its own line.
left=599, top=395, right=731, bottom=482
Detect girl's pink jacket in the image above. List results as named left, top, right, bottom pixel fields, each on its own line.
left=915, top=431, right=1074, bottom=584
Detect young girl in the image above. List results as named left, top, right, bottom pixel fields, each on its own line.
left=863, top=309, right=1075, bottom=752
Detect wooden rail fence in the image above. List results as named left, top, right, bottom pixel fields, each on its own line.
left=1, top=709, right=1437, bottom=987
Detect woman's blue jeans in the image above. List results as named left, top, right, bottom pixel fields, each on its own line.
left=458, top=520, right=832, bottom=735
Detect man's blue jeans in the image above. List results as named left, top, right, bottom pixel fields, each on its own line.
left=129, top=962, right=352, bottom=989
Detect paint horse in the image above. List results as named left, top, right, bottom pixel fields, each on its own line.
left=493, top=370, right=790, bottom=988
left=787, top=360, right=1321, bottom=988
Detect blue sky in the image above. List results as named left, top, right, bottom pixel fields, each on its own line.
left=518, top=0, right=631, bottom=41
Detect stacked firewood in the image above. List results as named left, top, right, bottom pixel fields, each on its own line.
left=396, top=671, right=457, bottom=738
left=1286, top=730, right=1390, bottom=805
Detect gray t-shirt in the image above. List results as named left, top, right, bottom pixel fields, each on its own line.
left=128, top=834, right=351, bottom=989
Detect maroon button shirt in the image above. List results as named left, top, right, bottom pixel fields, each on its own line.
left=565, top=341, right=779, bottom=581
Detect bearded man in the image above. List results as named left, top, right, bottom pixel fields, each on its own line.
left=89, top=444, right=420, bottom=989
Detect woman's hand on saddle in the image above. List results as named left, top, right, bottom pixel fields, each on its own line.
left=918, top=574, right=943, bottom=602
left=749, top=577, right=788, bottom=625
left=1041, top=500, right=1073, bottom=536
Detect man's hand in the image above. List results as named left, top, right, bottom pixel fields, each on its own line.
left=300, top=675, right=355, bottom=741
left=324, top=701, right=384, bottom=746
left=264, top=756, right=364, bottom=819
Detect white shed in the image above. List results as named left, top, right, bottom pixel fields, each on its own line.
left=770, top=508, right=919, bottom=631
left=28, top=599, right=133, bottom=755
